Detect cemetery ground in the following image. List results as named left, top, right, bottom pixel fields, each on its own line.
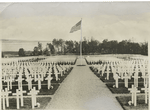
left=1, top=54, right=148, bottom=110
left=87, top=54, right=148, bottom=110
left=1, top=56, right=76, bottom=110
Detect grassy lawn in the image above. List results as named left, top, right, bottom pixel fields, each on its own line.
left=116, top=96, right=148, bottom=110
left=3, top=67, right=73, bottom=95
left=3, top=83, right=60, bottom=96
left=106, top=82, right=144, bottom=94
left=89, top=67, right=145, bottom=94
left=3, top=97, right=51, bottom=110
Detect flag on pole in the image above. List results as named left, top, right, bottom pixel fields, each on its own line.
left=70, top=20, right=82, bottom=33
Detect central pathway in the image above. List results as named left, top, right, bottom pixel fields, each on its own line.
left=45, top=58, right=123, bottom=110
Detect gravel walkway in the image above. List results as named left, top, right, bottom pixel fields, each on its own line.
left=45, top=58, right=123, bottom=110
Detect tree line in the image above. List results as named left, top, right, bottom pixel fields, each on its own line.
left=17, top=37, right=148, bottom=57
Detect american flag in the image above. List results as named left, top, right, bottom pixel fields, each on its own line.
left=70, top=20, right=82, bottom=33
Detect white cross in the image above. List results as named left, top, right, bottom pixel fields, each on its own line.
left=54, top=69, right=60, bottom=81
left=15, top=76, right=24, bottom=90
left=25, top=76, right=33, bottom=90
left=45, top=75, right=53, bottom=89
left=36, top=75, right=43, bottom=90
left=12, top=88, right=26, bottom=109
left=28, top=87, right=39, bottom=109
left=128, top=85, right=140, bottom=106
left=106, top=65, right=110, bottom=80
left=141, top=84, right=149, bottom=104
left=6, top=76, right=14, bottom=90
left=142, top=74, right=149, bottom=86
left=1, top=88, right=12, bottom=109
left=132, top=73, right=140, bottom=87
left=113, top=74, right=120, bottom=88
left=122, top=73, right=130, bottom=88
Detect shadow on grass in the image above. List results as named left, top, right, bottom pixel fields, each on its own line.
left=3, top=97, right=51, bottom=110
left=106, top=83, right=144, bottom=94
left=116, top=96, right=148, bottom=110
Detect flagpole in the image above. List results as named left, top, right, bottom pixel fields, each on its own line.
left=80, top=18, right=82, bottom=65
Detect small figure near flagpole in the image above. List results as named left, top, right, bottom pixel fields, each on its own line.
left=70, top=19, right=83, bottom=65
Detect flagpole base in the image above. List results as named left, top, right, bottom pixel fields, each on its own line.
left=76, top=56, right=86, bottom=66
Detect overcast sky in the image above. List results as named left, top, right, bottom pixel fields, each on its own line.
left=1, top=2, right=150, bottom=51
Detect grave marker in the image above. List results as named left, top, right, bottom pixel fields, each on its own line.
left=123, top=73, right=130, bottom=88
left=141, top=84, right=149, bottom=104
left=28, top=87, right=39, bottom=109
left=128, top=85, right=140, bottom=106
left=113, top=74, right=120, bottom=88
left=45, top=75, right=53, bottom=89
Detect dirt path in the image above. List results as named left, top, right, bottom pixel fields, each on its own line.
left=45, top=58, right=123, bottom=110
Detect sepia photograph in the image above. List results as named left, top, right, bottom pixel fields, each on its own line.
left=0, top=2, right=149, bottom=110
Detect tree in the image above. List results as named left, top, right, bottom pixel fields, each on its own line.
left=74, top=41, right=79, bottom=55
left=18, top=48, right=25, bottom=57
left=58, top=39, right=64, bottom=54
left=33, top=46, right=39, bottom=56
left=2, top=52, right=4, bottom=58
left=38, top=42, right=42, bottom=55
left=52, top=39, right=60, bottom=53
left=47, top=43, right=55, bottom=55
left=43, top=48, right=50, bottom=56
left=141, top=42, right=148, bottom=55
left=65, top=40, right=74, bottom=53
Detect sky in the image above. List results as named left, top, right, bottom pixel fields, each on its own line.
left=0, top=2, right=150, bottom=51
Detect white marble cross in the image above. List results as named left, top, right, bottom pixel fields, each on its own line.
left=132, top=73, right=140, bottom=87
left=141, top=84, right=149, bottom=104
left=1, top=90, right=6, bottom=110
left=26, top=76, right=33, bottom=90
left=113, top=74, right=120, bottom=88
left=28, top=87, right=39, bottom=109
left=45, top=75, right=53, bottom=89
left=4, top=88, right=11, bottom=107
left=106, top=65, right=110, bottom=80
left=54, top=69, right=60, bottom=81
left=1, top=88, right=12, bottom=109
left=128, top=85, right=140, bottom=106
left=15, top=76, right=24, bottom=90
left=123, top=73, right=130, bottom=88
left=6, top=76, right=14, bottom=90
left=142, top=74, right=149, bottom=86
left=36, top=75, right=43, bottom=90
left=12, top=88, right=26, bottom=109
left=101, top=65, right=105, bottom=76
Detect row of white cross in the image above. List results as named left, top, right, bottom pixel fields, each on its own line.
left=1, top=87, right=39, bottom=109
left=1, top=59, right=72, bottom=109
left=90, top=59, right=149, bottom=107
left=2, top=62, right=71, bottom=90
left=91, top=59, right=148, bottom=88
left=128, top=84, right=149, bottom=106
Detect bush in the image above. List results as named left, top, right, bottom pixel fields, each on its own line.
left=18, top=48, right=25, bottom=57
